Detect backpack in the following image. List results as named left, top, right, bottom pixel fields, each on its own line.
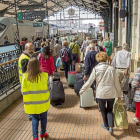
left=61, top=48, right=70, bottom=62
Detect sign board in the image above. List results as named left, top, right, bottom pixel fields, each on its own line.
left=33, top=23, right=42, bottom=27
left=18, top=11, right=45, bottom=21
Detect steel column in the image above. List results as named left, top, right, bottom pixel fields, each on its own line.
left=46, top=0, right=49, bottom=35
left=14, top=0, right=20, bottom=52
left=113, top=0, right=119, bottom=48
left=126, top=0, right=132, bottom=47
left=109, top=1, right=113, bottom=32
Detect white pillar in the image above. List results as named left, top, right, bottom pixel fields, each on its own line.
left=118, top=0, right=122, bottom=46
left=135, top=0, right=140, bottom=61
left=131, top=0, right=138, bottom=60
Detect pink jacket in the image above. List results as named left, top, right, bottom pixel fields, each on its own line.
left=37, top=53, right=55, bottom=75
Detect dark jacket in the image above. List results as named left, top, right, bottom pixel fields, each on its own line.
left=85, top=50, right=98, bottom=77
left=21, top=52, right=30, bottom=73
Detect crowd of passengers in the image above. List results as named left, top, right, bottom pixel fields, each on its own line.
left=16, top=34, right=140, bottom=140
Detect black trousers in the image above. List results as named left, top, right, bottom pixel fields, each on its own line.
left=97, top=98, right=115, bottom=127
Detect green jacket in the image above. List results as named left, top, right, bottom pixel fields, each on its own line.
left=69, top=42, right=80, bottom=56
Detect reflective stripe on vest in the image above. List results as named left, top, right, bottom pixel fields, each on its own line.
left=24, top=97, right=50, bottom=105
left=18, top=67, right=22, bottom=70
left=23, top=89, right=49, bottom=95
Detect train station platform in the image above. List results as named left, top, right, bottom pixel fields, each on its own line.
left=0, top=71, right=140, bottom=140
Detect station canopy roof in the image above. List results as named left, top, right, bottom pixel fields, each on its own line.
left=0, top=0, right=111, bottom=19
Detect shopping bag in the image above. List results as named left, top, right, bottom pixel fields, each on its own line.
left=113, top=99, right=128, bottom=129
left=56, top=57, right=62, bottom=68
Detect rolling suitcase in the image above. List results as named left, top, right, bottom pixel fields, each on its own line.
left=74, top=73, right=84, bottom=96
left=80, top=88, right=94, bottom=108
left=68, top=71, right=77, bottom=86
left=50, top=80, right=65, bottom=106
left=53, top=72, right=60, bottom=81
left=75, top=63, right=83, bottom=73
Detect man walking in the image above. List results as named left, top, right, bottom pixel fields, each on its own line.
left=111, top=43, right=131, bottom=99
left=69, top=38, right=80, bottom=71
left=18, top=43, right=34, bottom=120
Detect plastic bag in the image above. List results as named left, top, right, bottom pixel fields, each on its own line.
left=113, top=99, right=128, bottom=129
left=56, top=57, right=62, bottom=68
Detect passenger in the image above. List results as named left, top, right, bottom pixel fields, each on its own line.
left=83, top=43, right=98, bottom=96
left=4, top=36, right=10, bottom=45
left=18, top=43, right=34, bottom=120
left=42, top=37, right=46, bottom=43
left=93, top=39, right=104, bottom=52
left=98, top=36, right=104, bottom=48
left=54, top=40, right=62, bottom=71
left=85, top=40, right=92, bottom=56
left=56, top=37, right=62, bottom=46
left=40, top=42, right=46, bottom=53
left=70, top=38, right=73, bottom=43
left=81, top=36, right=90, bottom=54
left=34, top=37, right=41, bottom=52
left=63, top=37, right=67, bottom=42
left=60, top=41, right=73, bottom=80
left=20, top=37, right=25, bottom=45
left=37, top=46, right=55, bottom=75
left=20, top=37, right=25, bottom=50
left=111, top=43, right=131, bottom=99
left=132, top=54, right=140, bottom=133
left=69, top=38, right=80, bottom=71
left=84, top=44, right=98, bottom=77
left=80, top=52, right=121, bottom=134
left=22, top=37, right=28, bottom=51
left=21, top=57, right=50, bottom=140
left=104, top=37, right=113, bottom=64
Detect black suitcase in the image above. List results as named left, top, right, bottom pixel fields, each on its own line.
left=50, top=80, right=65, bottom=106
left=74, top=73, right=84, bottom=96
left=53, top=72, right=60, bottom=81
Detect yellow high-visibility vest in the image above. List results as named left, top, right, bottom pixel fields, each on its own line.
left=22, top=72, right=50, bottom=114
left=18, top=53, right=30, bottom=83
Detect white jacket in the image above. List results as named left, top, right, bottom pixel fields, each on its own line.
left=79, top=62, right=121, bottom=99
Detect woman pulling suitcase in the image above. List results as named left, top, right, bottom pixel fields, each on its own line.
left=79, top=52, right=121, bottom=134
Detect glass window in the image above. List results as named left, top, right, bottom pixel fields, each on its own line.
left=0, top=23, right=6, bottom=32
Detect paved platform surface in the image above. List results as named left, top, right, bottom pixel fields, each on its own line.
left=0, top=71, right=140, bottom=140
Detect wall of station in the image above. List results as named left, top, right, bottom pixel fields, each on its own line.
left=117, top=0, right=140, bottom=72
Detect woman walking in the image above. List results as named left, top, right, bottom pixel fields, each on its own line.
left=132, top=54, right=140, bottom=133
left=80, top=52, right=121, bottom=134
left=104, top=37, right=113, bottom=64
left=37, top=46, right=55, bottom=75
left=21, top=58, right=50, bottom=140
left=60, top=41, right=73, bottom=80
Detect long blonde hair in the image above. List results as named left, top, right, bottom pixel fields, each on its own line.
left=26, top=57, right=41, bottom=83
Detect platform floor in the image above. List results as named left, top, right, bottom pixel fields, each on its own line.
left=0, top=71, right=140, bottom=140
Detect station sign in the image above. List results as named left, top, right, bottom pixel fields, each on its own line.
left=33, top=23, right=42, bottom=27
left=18, top=11, right=45, bottom=21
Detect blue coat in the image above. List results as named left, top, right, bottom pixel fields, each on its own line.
left=85, top=50, right=98, bottom=77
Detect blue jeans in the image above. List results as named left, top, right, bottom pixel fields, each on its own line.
left=62, top=61, right=71, bottom=79
left=32, top=111, right=47, bottom=139
left=72, top=54, right=78, bottom=71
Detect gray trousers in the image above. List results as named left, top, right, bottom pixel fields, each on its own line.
left=97, top=98, right=115, bottom=127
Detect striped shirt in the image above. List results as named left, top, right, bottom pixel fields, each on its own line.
left=132, top=67, right=140, bottom=102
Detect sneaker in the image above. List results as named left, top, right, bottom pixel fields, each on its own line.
left=109, top=129, right=113, bottom=134
left=136, top=129, right=140, bottom=133
left=101, top=124, right=109, bottom=131
left=133, top=117, right=139, bottom=123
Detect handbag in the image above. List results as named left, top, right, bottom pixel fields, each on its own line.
left=113, top=99, right=128, bottom=129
